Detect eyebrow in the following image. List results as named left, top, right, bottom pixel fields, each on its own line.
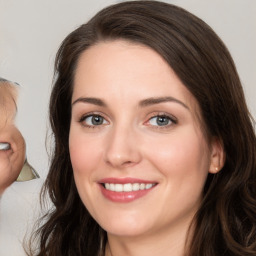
left=72, top=97, right=107, bottom=107
left=72, top=96, right=189, bottom=110
left=139, top=97, right=189, bottom=110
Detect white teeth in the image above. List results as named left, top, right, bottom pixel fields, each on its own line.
left=140, top=183, right=145, bottom=190
left=146, top=184, right=153, bottom=189
left=115, top=184, right=123, bottom=192
left=104, top=183, right=155, bottom=192
left=0, top=143, right=10, bottom=150
left=109, top=184, right=115, bottom=191
left=132, top=183, right=140, bottom=191
left=123, top=183, right=132, bottom=192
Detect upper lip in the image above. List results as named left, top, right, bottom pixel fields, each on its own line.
left=98, top=177, right=157, bottom=184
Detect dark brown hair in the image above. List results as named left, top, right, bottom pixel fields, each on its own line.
left=29, top=1, right=256, bottom=255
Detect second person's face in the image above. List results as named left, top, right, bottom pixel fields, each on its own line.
left=0, top=85, right=25, bottom=194
left=69, top=40, right=220, bottom=240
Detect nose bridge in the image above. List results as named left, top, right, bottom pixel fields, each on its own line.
left=104, top=119, right=141, bottom=168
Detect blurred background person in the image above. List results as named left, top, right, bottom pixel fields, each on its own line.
left=0, top=77, right=26, bottom=195
left=0, top=77, right=41, bottom=255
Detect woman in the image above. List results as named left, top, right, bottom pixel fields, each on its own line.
left=30, top=1, right=256, bottom=255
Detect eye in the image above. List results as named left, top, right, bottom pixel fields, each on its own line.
left=147, top=115, right=176, bottom=127
left=80, top=114, right=108, bottom=127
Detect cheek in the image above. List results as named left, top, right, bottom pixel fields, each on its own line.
left=5, top=126, right=26, bottom=177
left=69, top=132, right=102, bottom=207
left=144, top=130, right=210, bottom=218
left=144, top=129, right=210, bottom=180
left=12, top=135, right=26, bottom=175
left=69, top=132, right=103, bottom=177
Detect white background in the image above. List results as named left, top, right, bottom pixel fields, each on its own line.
left=0, top=1, right=255, bottom=254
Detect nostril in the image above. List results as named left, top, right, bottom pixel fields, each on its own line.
left=122, top=160, right=133, bottom=166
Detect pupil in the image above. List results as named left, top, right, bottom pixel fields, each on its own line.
left=157, top=116, right=168, bottom=126
left=92, top=116, right=103, bottom=125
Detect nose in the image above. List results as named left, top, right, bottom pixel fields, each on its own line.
left=104, top=125, right=142, bottom=169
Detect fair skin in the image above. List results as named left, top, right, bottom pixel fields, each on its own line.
left=69, top=40, right=224, bottom=256
left=0, top=84, right=25, bottom=195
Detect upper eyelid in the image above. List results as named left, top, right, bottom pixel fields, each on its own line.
left=79, top=113, right=109, bottom=123
left=77, top=111, right=109, bottom=121
left=149, top=115, right=175, bottom=121
left=146, top=112, right=177, bottom=122
left=83, top=115, right=108, bottom=123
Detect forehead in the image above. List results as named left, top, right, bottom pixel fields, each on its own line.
left=73, top=40, right=195, bottom=104
left=72, top=40, right=207, bottom=134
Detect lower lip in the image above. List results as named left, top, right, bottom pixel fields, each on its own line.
left=99, top=185, right=156, bottom=203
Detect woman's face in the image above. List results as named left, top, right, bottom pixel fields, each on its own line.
left=69, top=40, right=222, bottom=238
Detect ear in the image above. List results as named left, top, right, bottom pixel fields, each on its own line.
left=209, top=137, right=225, bottom=174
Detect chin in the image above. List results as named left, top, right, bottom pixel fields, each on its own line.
left=97, top=213, right=152, bottom=237
left=105, top=225, right=148, bottom=237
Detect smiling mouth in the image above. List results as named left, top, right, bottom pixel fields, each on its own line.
left=0, top=142, right=11, bottom=151
left=101, top=183, right=157, bottom=192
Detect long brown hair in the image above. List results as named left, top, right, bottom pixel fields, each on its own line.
left=29, top=1, right=256, bottom=255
